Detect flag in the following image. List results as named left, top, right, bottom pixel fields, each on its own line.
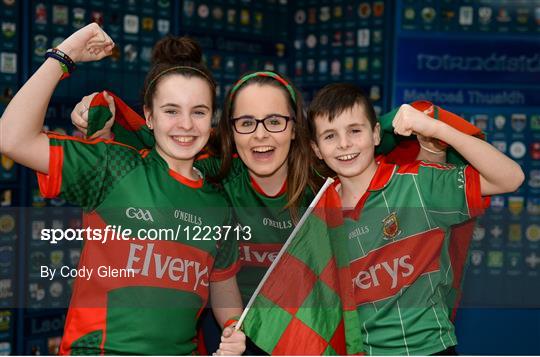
left=88, top=91, right=154, bottom=150
left=239, top=181, right=364, bottom=355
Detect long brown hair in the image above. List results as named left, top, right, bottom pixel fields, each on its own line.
left=215, top=71, right=323, bottom=222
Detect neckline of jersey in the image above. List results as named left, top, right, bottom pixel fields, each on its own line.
left=249, top=174, right=287, bottom=198
left=146, top=148, right=204, bottom=189
left=339, top=157, right=397, bottom=220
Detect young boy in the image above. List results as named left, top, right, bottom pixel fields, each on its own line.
left=307, top=83, right=524, bottom=355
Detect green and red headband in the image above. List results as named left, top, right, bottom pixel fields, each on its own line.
left=229, top=71, right=297, bottom=107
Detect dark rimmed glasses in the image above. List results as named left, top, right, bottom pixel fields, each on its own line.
left=231, top=114, right=294, bottom=134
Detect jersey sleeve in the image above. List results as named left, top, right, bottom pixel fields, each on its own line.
left=209, top=210, right=241, bottom=282
left=37, top=133, right=140, bottom=211
left=418, top=162, right=487, bottom=229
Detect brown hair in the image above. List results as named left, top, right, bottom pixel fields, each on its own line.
left=215, top=72, right=323, bottom=223
left=142, top=36, right=216, bottom=113
left=307, top=83, right=377, bottom=140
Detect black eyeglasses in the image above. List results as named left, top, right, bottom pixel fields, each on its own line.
left=231, top=114, right=294, bottom=134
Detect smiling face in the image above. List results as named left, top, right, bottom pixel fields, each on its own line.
left=232, top=84, right=295, bottom=180
left=311, top=103, right=380, bottom=179
left=144, top=74, right=213, bottom=172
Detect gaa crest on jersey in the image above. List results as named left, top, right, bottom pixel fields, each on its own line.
left=382, top=212, right=401, bottom=239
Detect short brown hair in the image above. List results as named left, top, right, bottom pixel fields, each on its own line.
left=307, top=83, right=377, bottom=140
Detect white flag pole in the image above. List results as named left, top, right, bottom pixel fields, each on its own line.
left=235, top=177, right=335, bottom=330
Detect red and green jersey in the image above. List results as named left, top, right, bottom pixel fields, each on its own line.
left=342, top=159, right=486, bottom=355
left=195, top=156, right=314, bottom=303
left=37, top=133, right=239, bottom=355
left=85, top=92, right=315, bottom=304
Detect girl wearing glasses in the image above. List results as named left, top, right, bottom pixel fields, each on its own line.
left=72, top=70, right=321, bottom=354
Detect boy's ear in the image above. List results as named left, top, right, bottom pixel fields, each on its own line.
left=143, top=105, right=153, bottom=130
left=311, top=140, right=323, bottom=160
left=373, top=122, right=381, bottom=146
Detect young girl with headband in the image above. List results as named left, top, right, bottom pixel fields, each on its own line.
left=0, top=24, right=245, bottom=355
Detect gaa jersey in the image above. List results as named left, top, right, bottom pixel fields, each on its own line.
left=37, top=133, right=239, bottom=355
left=341, top=159, right=486, bottom=356
left=195, top=156, right=314, bottom=303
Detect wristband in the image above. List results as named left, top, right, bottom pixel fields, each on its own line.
left=224, top=316, right=240, bottom=329
left=45, top=48, right=76, bottom=79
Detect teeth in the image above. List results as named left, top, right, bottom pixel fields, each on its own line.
left=337, top=153, right=359, bottom=161
left=252, top=146, right=274, bottom=153
left=173, top=136, right=194, bottom=143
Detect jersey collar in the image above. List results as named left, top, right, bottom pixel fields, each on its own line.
left=147, top=148, right=204, bottom=189
left=249, top=175, right=287, bottom=197
left=367, top=156, right=397, bottom=191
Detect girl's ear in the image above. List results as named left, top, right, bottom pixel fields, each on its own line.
left=144, top=105, right=153, bottom=130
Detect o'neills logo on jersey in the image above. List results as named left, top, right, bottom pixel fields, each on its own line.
left=240, top=243, right=283, bottom=267
left=351, top=229, right=445, bottom=306
left=126, top=243, right=209, bottom=291
left=126, top=207, right=154, bottom=222
left=262, top=217, right=293, bottom=230
left=349, top=225, right=370, bottom=239
left=174, top=210, right=203, bottom=225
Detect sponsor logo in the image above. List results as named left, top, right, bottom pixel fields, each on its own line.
left=351, top=229, right=444, bottom=305
left=240, top=243, right=282, bottom=267
left=126, top=207, right=154, bottom=222
left=126, top=243, right=209, bottom=291
left=262, top=217, right=292, bottom=230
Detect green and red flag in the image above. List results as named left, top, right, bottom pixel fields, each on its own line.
left=237, top=179, right=364, bottom=355
left=88, top=91, right=155, bottom=150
